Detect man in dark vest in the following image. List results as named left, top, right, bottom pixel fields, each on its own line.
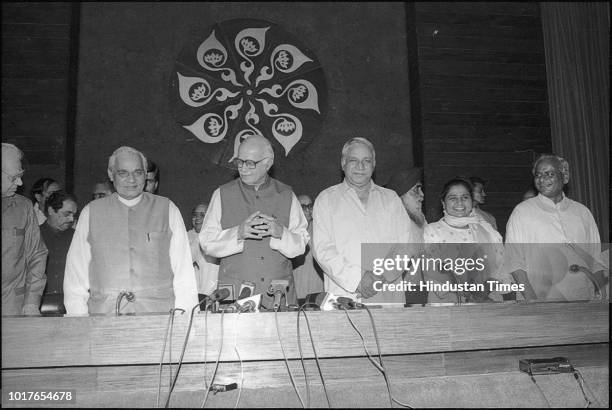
left=39, top=191, right=78, bottom=315
left=63, top=146, right=198, bottom=315
left=200, top=135, right=309, bottom=306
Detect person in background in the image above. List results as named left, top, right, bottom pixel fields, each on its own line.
left=469, top=176, right=497, bottom=231
left=39, top=191, right=77, bottom=316
left=313, top=137, right=412, bottom=304
left=292, top=194, right=324, bottom=304
left=31, top=178, right=62, bottom=225
left=522, top=187, right=537, bottom=201
left=423, top=178, right=503, bottom=304
left=2, top=143, right=48, bottom=316
left=200, top=135, right=308, bottom=307
left=505, top=154, right=606, bottom=301
left=145, top=160, right=159, bottom=194
left=91, top=181, right=114, bottom=200
left=386, top=167, right=428, bottom=305
left=64, top=146, right=198, bottom=315
left=187, top=202, right=218, bottom=302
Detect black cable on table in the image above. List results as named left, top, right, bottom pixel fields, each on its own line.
left=297, top=302, right=332, bottom=408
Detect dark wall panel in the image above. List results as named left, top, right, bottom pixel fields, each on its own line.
left=1, top=2, right=74, bottom=198
left=412, top=2, right=552, bottom=235
left=73, top=2, right=413, bottom=221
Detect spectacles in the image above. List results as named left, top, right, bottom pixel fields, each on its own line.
left=2, top=169, right=24, bottom=184
left=234, top=157, right=269, bottom=169
left=346, top=158, right=373, bottom=168
left=192, top=212, right=206, bottom=218
left=115, top=169, right=145, bottom=179
left=301, top=203, right=313, bottom=211
left=534, top=171, right=559, bottom=180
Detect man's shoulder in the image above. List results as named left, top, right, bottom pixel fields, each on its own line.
left=11, top=194, right=34, bottom=209
left=374, top=184, right=402, bottom=200
left=508, top=197, right=538, bottom=219
left=269, top=177, right=293, bottom=194
left=564, top=196, right=594, bottom=215
left=316, top=182, right=344, bottom=199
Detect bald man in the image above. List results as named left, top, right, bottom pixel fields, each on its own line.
left=200, top=135, right=309, bottom=306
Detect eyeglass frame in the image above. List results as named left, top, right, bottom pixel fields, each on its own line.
left=233, top=157, right=270, bottom=170
left=114, top=169, right=146, bottom=179
left=300, top=203, right=313, bottom=211
left=2, top=169, right=25, bottom=184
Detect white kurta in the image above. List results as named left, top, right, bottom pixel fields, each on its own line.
left=64, top=194, right=199, bottom=315
left=187, top=228, right=218, bottom=295
left=505, top=193, right=604, bottom=300
left=312, top=180, right=412, bottom=302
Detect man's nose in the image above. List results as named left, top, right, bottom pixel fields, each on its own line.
left=16, top=176, right=23, bottom=186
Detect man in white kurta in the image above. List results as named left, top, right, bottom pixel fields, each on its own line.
left=505, top=154, right=606, bottom=301
left=64, top=147, right=198, bottom=315
left=313, top=138, right=412, bottom=303
left=187, top=203, right=218, bottom=296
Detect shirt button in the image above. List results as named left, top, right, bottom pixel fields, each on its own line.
left=260, top=256, right=265, bottom=260
left=260, top=277, right=265, bottom=282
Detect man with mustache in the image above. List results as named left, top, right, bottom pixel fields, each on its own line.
left=505, top=154, right=607, bottom=301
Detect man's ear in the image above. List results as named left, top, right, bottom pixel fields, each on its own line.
left=107, top=169, right=114, bottom=182
left=562, top=172, right=570, bottom=185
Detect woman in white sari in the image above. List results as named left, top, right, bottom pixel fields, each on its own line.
left=423, top=178, right=503, bottom=304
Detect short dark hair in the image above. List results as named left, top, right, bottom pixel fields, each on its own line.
left=468, top=176, right=486, bottom=187
left=45, top=191, right=77, bottom=215
left=147, top=160, right=159, bottom=181
left=31, top=178, right=57, bottom=203
left=439, top=177, right=474, bottom=202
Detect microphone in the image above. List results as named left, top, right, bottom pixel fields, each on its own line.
left=238, top=285, right=252, bottom=300
left=115, top=290, right=135, bottom=316
left=203, top=288, right=230, bottom=312
left=208, top=288, right=230, bottom=303
left=239, top=300, right=256, bottom=312
left=267, top=280, right=289, bottom=312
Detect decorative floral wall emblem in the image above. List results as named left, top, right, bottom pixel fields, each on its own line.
left=171, top=19, right=326, bottom=168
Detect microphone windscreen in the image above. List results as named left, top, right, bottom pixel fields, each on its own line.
left=238, top=286, right=252, bottom=299
left=214, top=288, right=230, bottom=301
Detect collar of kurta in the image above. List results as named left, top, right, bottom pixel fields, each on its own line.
left=341, top=178, right=379, bottom=194
left=536, top=192, right=569, bottom=211
left=239, top=175, right=271, bottom=192
left=116, top=192, right=144, bottom=207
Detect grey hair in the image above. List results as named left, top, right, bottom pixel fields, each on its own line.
left=107, top=146, right=148, bottom=173
left=341, top=137, right=376, bottom=164
left=241, top=135, right=274, bottom=161
left=2, top=143, right=23, bottom=161
left=532, top=154, right=570, bottom=180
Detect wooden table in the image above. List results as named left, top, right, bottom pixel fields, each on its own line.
left=2, top=301, right=609, bottom=407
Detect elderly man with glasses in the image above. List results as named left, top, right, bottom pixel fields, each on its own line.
left=2, top=143, right=48, bottom=316
left=504, top=154, right=607, bottom=301
left=200, top=135, right=309, bottom=306
left=64, top=146, right=198, bottom=315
